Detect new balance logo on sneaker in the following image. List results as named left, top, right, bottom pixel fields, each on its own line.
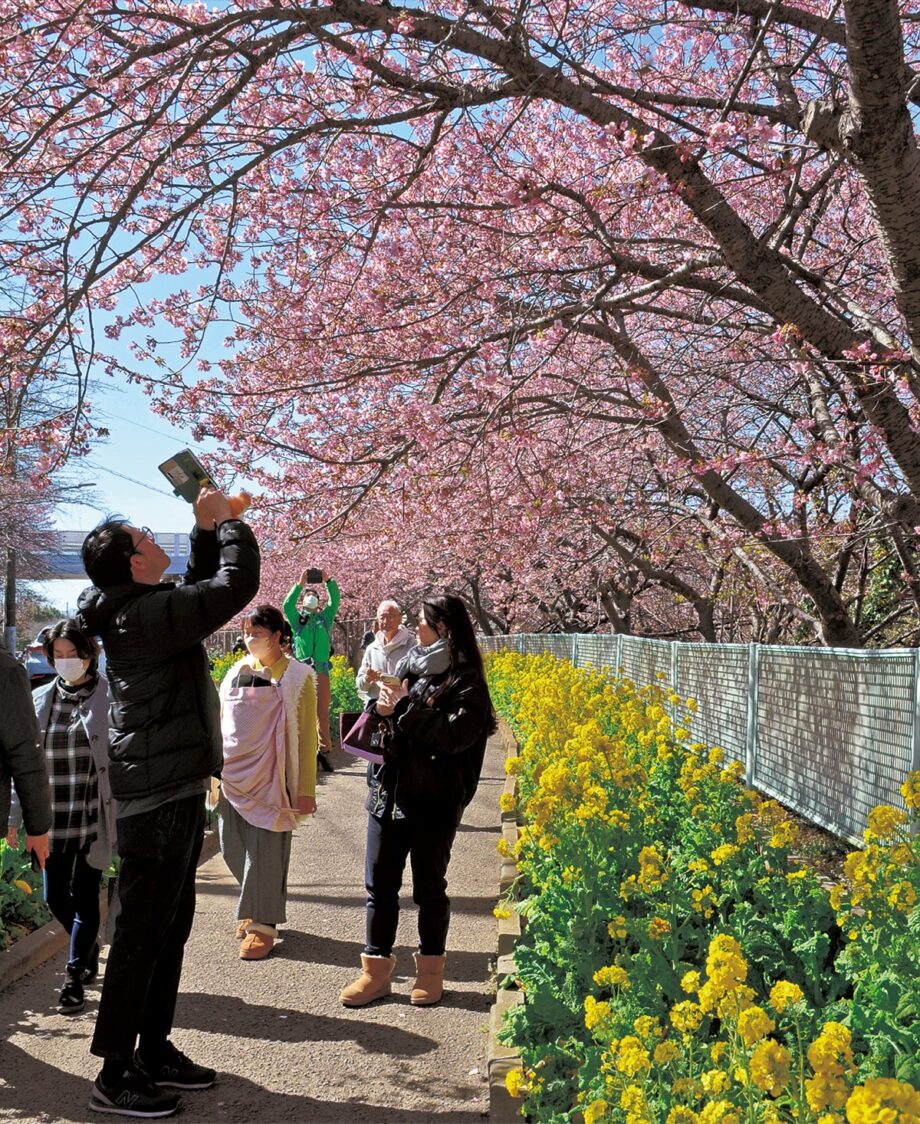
left=88, top=1063, right=180, bottom=1118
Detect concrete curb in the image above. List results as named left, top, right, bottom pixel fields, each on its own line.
left=0, top=826, right=221, bottom=993
left=488, top=717, right=525, bottom=1122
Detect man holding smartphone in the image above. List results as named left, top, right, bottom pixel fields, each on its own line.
left=77, top=487, right=259, bottom=1119
left=283, top=568, right=339, bottom=771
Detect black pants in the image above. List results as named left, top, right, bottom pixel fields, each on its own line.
left=91, top=793, right=205, bottom=1060
left=364, top=812, right=459, bottom=957
left=43, top=843, right=102, bottom=971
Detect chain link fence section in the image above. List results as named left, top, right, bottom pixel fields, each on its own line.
left=480, top=633, right=919, bottom=845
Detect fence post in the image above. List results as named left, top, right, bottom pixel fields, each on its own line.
left=745, top=643, right=760, bottom=787
left=572, top=634, right=579, bottom=667
left=614, top=633, right=622, bottom=674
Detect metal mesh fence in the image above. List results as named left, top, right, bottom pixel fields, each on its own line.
left=675, top=644, right=749, bottom=767
left=481, top=632, right=918, bottom=844
left=755, top=648, right=915, bottom=844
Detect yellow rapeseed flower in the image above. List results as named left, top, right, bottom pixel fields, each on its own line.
left=654, top=1041, right=681, bottom=1065
left=615, top=1036, right=651, bottom=1077
left=865, top=804, right=908, bottom=842
left=593, top=965, right=630, bottom=989
left=699, top=1101, right=740, bottom=1124
left=667, top=1109, right=700, bottom=1124
left=769, top=980, right=804, bottom=1013
left=701, top=1070, right=731, bottom=1095
left=900, top=771, right=920, bottom=810
left=583, top=1099, right=609, bottom=1124
left=505, top=1068, right=526, bottom=1098
left=749, top=1039, right=792, bottom=1096
left=13, top=879, right=32, bottom=895
left=671, top=1000, right=703, bottom=1034
left=886, top=881, right=917, bottom=912
left=845, top=1077, right=920, bottom=1123
left=681, top=970, right=701, bottom=994
left=736, top=1005, right=775, bottom=1046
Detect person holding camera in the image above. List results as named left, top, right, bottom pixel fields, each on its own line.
left=355, top=600, right=415, bottom=704
left=340, top=594, right=495, bottom=1009
left=283, top=568, right=339, bottom=773
left=77, top=488, right=259, bottom=1119
left=7, top=619, right=115, bottom=1016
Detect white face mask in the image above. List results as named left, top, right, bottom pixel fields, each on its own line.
left=302, top=594, right=319, bottom=611
left=55, top=658, right=90, bottom=684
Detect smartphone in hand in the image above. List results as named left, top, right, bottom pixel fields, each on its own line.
left=158, top=449, right=214, bottom=503
left=305, top=568, right=323, bottom=584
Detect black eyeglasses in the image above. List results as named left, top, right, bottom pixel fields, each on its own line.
left=130, top=527, right=155, bottom=555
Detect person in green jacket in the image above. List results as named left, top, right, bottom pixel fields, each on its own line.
left=283, top=569, right=339, bottom=772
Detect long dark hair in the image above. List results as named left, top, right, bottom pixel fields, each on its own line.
left=421, top=594, right=496, bottom=732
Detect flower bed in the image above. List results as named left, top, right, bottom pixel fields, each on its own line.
left=0, top=834, right=51, bottom=950
left=486, top=651, right=919, bottom=1124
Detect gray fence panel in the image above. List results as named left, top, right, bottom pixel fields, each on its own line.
left=574, top=634, right=620, bottom=671
left=755, top=648, right=914, bottom=844
left=479, top=633, right=915, bottom=843
left=620, top=636, right=672, bottom=689
left=674, top=644, right=749, bottom=767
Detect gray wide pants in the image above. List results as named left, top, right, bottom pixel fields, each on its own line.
left=218, top=795, right=293, bottom=926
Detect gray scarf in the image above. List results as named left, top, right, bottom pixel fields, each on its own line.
left=401, top=638, right=453, bottom=679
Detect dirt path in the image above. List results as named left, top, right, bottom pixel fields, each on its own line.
left=0, top=736, right=504, bottom=1123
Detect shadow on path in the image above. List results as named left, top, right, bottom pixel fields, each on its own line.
left=172, top=992, right=439, bottom=1054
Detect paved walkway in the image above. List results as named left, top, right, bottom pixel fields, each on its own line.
left=0, top=736, right=504, bottom=1123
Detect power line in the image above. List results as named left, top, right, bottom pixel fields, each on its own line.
left=83, top=460, right=174, bottom=497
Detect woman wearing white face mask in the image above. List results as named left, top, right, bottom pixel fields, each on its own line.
left=217, top=604, right=318, bottom=960
left=8, top=618, right=115, bottom=1015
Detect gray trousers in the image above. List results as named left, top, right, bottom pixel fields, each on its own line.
left=218, top=796, right=293, bottom=926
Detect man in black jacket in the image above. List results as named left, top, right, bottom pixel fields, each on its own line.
left=77, top=487, right=259, bottom=1119
left=0, top=645, right=51, bottom=867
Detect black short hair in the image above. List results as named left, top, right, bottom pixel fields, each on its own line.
left=43, top=618, right=100, bottom=675
left=244, top=604, right=287, bottom=638
left=82, top=516, right=135, bottom=588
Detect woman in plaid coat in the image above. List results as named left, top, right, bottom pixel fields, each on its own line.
left=11, top=619, right=116, bottom=1014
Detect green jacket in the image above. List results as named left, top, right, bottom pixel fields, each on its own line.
left=283, top=578, right=340, bottom=666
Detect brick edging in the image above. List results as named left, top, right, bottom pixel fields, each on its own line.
left=0, top=826, right=221, bottom=993
left=488, top=719, right=525, bottom=1121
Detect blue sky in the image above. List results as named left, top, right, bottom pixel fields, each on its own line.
left=31, top=381, right=220, bottom=613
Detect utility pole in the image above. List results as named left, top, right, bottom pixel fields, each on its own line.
left=3, top=546, right=15, bottom=653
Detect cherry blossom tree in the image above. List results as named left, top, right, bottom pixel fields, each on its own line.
left=4, top=0, right=920, bottom=644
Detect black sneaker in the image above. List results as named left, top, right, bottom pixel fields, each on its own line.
left=58, top=969, right=85, bottom=1015
left=135, top=1041, right=217, bottom=1090
left=318, top=750, right=334, bottom=773
left=88, top=1064, right=179, bottom=1117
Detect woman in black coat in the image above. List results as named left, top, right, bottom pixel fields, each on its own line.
left=340, top=594, right=495, bottom=1008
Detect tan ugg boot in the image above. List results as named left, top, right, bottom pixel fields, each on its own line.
left=410, top=953, right=446, bottom=1006
left=340, top=954, right=396, bottom=1007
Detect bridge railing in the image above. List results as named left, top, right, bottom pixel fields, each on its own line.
left=479, top=633, right=920, bottom=846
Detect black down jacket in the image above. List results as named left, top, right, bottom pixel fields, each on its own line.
left=77, top=520, right=260, bottom=801
left=367, top=661, right=493, bottom=822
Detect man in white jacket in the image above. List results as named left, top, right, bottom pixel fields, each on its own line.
left=355, top=602, right=416, bottom=702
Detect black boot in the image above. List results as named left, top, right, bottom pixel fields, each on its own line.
left=81, top=941, right=100, bottom=984
left=58, top=966, right=85, bottom=1015
left=317, top=750, right=334, bottom=773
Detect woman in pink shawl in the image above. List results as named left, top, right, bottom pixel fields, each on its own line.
left=218, top=604, right=318, bottom=960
